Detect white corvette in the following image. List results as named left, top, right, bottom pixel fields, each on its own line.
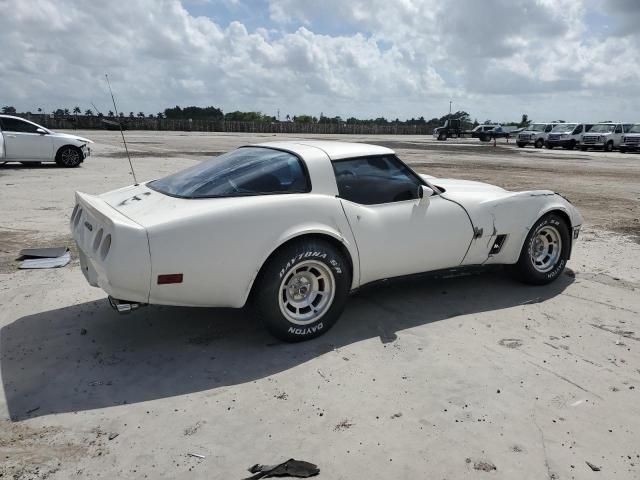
left=71, top=141, right=582, bottom=341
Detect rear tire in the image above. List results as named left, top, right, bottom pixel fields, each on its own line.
left=620, top=147, right=627, bottom=153
left=510, top=213, right=570, bottom=285
left=55, top=146, right=83, bottom=167
left=253, top=239, right=351, bottom=342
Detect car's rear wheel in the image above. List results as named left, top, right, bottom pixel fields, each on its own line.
left=510, top=213, right=570, bottom=285
left=253, top=239, right=351, bottom=342
left=620, top=147, right=627, bottom=153
left=56, top=146, right=83, bottom=167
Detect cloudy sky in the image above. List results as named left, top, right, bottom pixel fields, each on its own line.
left=1, top=0, right=639, bottom=122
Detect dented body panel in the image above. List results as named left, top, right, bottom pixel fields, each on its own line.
left=71, top=141, right=582, bottom=309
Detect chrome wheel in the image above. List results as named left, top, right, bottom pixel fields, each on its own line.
left=529, top=225, right=562, bottom=273
left=61, top=148, right=80, bottom=166
left=278, top=260, right=335, bottom=325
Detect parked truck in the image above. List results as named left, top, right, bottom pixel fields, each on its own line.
left=580, top=122, right=634, bottom=151
left=433, top=118, right=464, bottom=140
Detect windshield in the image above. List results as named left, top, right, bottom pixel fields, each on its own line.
left=629, top=124, right=640, bottom=134
left=529, top=124, right=547, bottom=132
left=590, top=124, right=616, bottom=133
left=148, top=147, right=310, bottom=198
left=551, top=123, right=577, bottom=133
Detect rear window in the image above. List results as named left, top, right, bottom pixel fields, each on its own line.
left=148, top=147, right=310, bottom=198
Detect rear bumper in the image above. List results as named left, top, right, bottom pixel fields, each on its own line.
left=71, top=192, right=151, bottom=303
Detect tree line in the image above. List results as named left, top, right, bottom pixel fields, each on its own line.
left=2, top=104, right=533, bottom=128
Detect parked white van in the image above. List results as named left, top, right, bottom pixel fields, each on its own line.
left=545, top=123, right=594, bottom=150
left=620, top=124, right=640, bottom=153
left=516, top=123, right=558, bottom=149
left=580, top=123, right=633, bottom=152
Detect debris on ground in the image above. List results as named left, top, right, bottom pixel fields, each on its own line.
left=333, top=419, right=354, bottom=431
left=586, top=461, right=601, bottom=471
left=108, top=432, right=119, bottom=440
left=244, top=459, right=319, bottom=479
left=472, top=460, right=497, bottom=472
left=184, top=421, right=204, bottom=436
left=498, top=338, right=523, bottom=348
left=18, top=246, right=70, bottom=269
left=188, top=453, right=206, bottom=459
left=390, top=412, right=403, bottom=419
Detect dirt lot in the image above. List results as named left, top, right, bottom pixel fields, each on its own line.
left=1, top=131, right=639, bottom=479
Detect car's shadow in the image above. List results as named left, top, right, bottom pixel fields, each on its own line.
left=0, top=162, right=62, bottom=169
left=1, top=269, right=574, bottom=421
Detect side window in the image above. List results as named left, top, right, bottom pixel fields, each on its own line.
left=0, top=117, right=40, bottom=133
left=574, top=125, right=583, bottom=134
left=623, top=124, right=632, bottom=133
left=545, top=125, right=553, bottom=132
left=614, top=125, right=622, bottom=134
left=585, top=124, right=594, bottom=132
left=333, top=155, right=422, bottom=205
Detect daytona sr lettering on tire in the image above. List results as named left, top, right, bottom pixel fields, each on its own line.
left=253, top=239, right=351, bottom=342
left=510, top=213, right=570, bottom=285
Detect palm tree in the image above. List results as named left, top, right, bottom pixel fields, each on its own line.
left=137, top=111, right=145, bottom=118
left=63, top=108, right=70, bottom=116
left=73, top=106, right=81, bottom=115
left=108, top=110, right=114, bottom=117
left=129, top=112, right=135, bottom=119
left=156, top=112, right=164, bottom=119
left=2, top=106, right=17, bottom=114
left=37, top=107, right=42, bottom=113
left=84, top=109, right=93, bottom=116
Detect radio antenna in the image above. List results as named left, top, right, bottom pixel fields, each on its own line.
left=105, top=74, right=138, bottom=185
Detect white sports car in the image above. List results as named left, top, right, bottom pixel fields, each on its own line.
left=0, top=114, right=92, bottom=167
left=71, top=141, right=582, bottom=341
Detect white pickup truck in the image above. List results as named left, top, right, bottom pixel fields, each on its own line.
left=516, top=123, right=558, bottom=148
left=0, top=114, right=93, bottom=167
left=545, top=123, right=594, bottom=150
left=619, top=124, right=640, bottom=153
left=580, top=122, right=634, bottom=152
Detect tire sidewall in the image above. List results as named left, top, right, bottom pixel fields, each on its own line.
left=255, top=240, right=350, bottom=342
left=57, top=146, right=82, bottom=167
left=518, top=214, right=570, bottom=284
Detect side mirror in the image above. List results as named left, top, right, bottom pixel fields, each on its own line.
left=418, top=185, right=434, bottom=200
left=36, top=128, right=47, bottom=135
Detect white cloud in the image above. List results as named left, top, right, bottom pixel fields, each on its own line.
left=0, top=0, right=639, bottom=121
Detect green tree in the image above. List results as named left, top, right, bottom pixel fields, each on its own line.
left=2, top=106, right=17, bottom=114
left=84, top=109, right=94, bottom=116
left=73, top=106, right=81, bottom=115
left=137, top=111, right=145, bottom=118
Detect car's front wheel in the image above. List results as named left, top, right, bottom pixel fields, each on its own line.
left=253, top=239, right=351, bottom=342
left=510, top=213, right=570, bottom=285
left=56, top=146, right=83, bottom=167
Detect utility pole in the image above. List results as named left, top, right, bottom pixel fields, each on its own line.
left=277, top=109, right=280, bottom=121
left=449, top=100, right=452, bottom=117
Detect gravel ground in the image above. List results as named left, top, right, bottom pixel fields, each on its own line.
left=1, top=131, right=639, bottom=479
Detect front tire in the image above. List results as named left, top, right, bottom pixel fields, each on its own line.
left=516, top=142, right=526, bottom=148
left=510, top=213, right=570, bottom=285
left=253, top=239, right=351, bottom=342
left=56, top=146, right=83, bottom=167
left=535, top=138, right=544, bottom=149
left=604, top=141, right=614, bottom=152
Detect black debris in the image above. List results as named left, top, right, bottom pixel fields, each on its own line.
left=244, top=459, right=319, bottom=479
left=586, top=461, right=601, bottom=472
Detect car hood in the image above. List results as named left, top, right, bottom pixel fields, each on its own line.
left=423, top=176, right=507, bottom=197
left=50, top=131, right=94, bottom=143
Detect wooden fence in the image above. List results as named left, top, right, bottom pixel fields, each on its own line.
left=15, top=114, right=436, bottom=135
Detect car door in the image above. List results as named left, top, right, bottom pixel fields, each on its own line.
left=0, top=117, right=52, bottom=160
left=613, top=124, right=623, bottom=147
left=333, top=155, right=474, bottom=285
